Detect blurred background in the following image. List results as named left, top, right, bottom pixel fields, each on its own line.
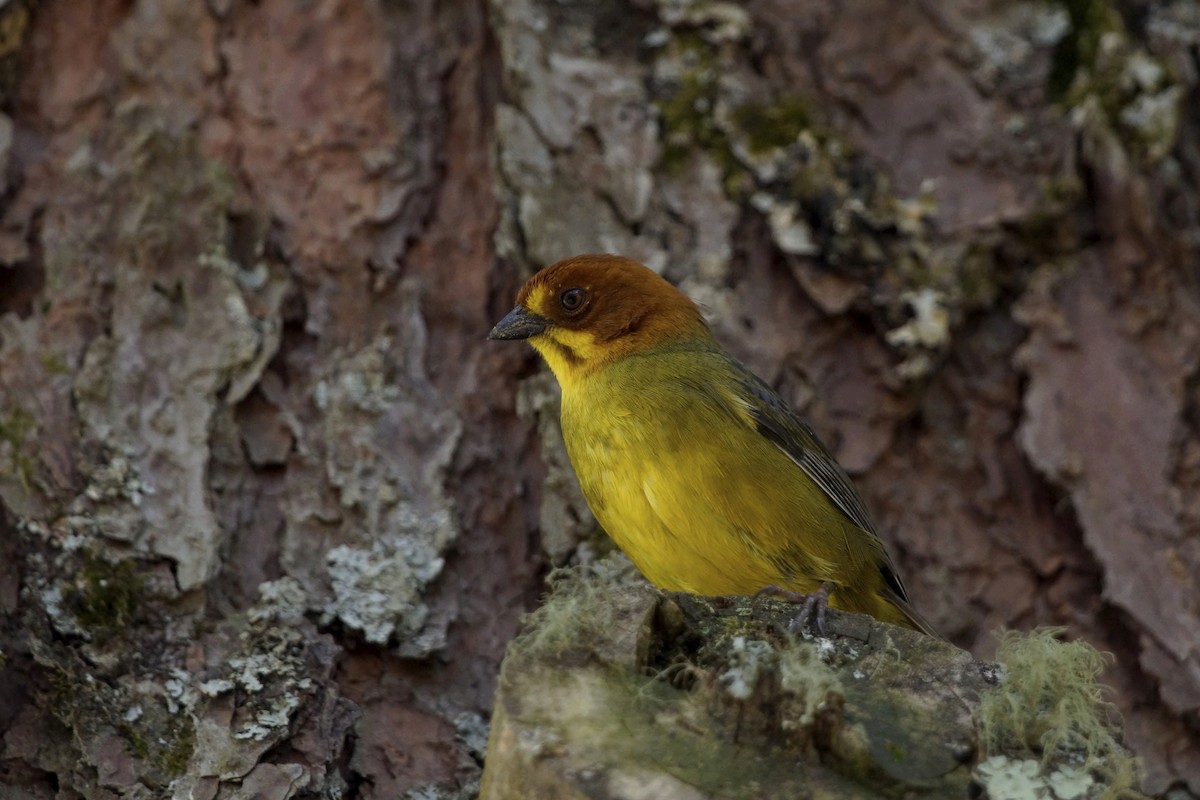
left=0, top=0, right=1197, bottom=796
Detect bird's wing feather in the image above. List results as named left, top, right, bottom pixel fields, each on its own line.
left=727, top=362, right=878, bottom=535
left=692, top=357, right=915, bottom=606
left=662, top=352, right=939, bottom=635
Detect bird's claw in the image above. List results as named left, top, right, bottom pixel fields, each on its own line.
left=754, top=583, right=834, bottom=636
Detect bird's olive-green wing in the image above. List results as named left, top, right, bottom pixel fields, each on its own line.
left=714, top=358, right=914, bottom=606
left=729, top=363, right=877, bottom=532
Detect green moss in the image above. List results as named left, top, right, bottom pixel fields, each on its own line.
left=657, top=78, right=733, bottom=175
left=53, top=666, right=195, bottom=788
left=954, top=246, right=1001, bottom=310
left=121, top=711, right=195, bottom=783
left=45, top=653, right=194, bottom=786
left=40, top=352, right=71, bottom=375
left=652, top=28, right=822, bottom=190
left=0, top=1, right=33, bottom=105
left=654, top=33, right=740, bottom=178
left=0, top=405, right=35, bottom=485
left=513, top=560, right=640, bottom=660
left=1046, top=1, right=1179, bottom=162
left=66, top=554, right=145, bottom=642
left=1043, top=172, right=1085, bottom=207
left=157, top=718, right=196, bottom=777
left=729, top=99, right=814, bottom=154
left=978, top=628, right=1144, bottom=799
left=654, top=46, right=820, bottom=197
left=1047, top=0, right=1120, bottom=101
left=0, top=2, right=31, bottom=59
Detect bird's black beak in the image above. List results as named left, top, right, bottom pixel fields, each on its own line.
left=488, top=306, right=550, bottom=341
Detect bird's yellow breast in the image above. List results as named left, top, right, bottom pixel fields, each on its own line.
left=558, top=348, right=874, bottom=599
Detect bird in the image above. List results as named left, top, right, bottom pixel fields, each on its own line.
left=489, top=253, right=935, bottom=636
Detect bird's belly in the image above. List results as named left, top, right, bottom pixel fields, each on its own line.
left=566, top=416, right=816, bottom=596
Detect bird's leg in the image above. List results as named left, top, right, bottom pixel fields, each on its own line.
left=754, top=582, right=835, bottom=636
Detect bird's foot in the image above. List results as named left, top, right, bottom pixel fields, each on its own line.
left=754, top=582, right=835, bottom=636
left=658, top=661, right=701, bottom=691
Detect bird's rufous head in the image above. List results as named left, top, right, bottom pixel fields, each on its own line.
left=489, top=254, right=710, bottom=383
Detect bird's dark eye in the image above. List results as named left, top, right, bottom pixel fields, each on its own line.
left=560, top=287, right=586, bottom=313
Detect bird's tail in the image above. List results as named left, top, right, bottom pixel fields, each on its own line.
left=883, top=590, right=941, bottom=639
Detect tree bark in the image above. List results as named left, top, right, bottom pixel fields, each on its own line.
left=0, top=0, right=1197, bottom=797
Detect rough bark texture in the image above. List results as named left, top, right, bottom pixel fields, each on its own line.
left=0, top=0, right=1197, bottom=797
